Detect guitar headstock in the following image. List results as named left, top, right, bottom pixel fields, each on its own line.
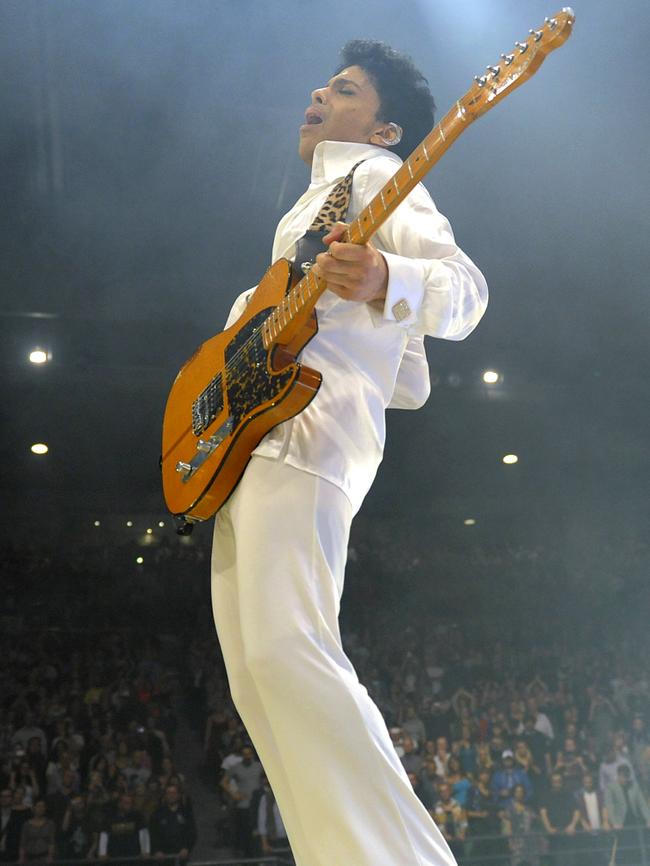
left=460, top=8, right=575, bottom=119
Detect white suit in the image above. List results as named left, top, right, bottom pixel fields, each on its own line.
left=212, top=139, right=487, bottom=866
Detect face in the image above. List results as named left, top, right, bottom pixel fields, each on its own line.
left=165, top=786, right=179, bottom=806
left=299, top=66, right=389, bottom=165
left=514, top=784, right=526, bottom=803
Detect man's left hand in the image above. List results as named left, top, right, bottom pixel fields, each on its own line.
left=314, top=222, right=388, bottom=303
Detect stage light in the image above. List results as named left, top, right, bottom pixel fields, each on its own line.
left=502, top=454, right=519, bottom=465
left=126, top=520, right=133, bottom=527
left=464, top=518, right=476, bottom=526
left=30, top=443, right=49, bottom=455
left=158, top=521, right=164, bottom=527
left=146, top=528, right=153, bottom=534
left=29, top=349, right=49, bottom=364
left=483, top=370, right=499, bottom=384
left=136, top=556, right=144, bottom=564
left=94, top=520, right=101, bottom=527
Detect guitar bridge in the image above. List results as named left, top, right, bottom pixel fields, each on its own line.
left=176, top=416, right=234, bottom=481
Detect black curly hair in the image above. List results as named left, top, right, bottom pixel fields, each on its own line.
left=334, top=40, right=435, bottom=161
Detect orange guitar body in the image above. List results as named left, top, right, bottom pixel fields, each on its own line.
left=161, top=259, right=321, bottom=521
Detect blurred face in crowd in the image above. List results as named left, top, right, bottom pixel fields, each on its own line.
left=241, top=746, right=254, bottom=766
left=403, top=736, right=415, bottom=754
left=551, top=773, right=563, bottom=791
left=165, top=785, right=180, bottom=807
left=564, top=737, right=577, bottom=755
left=513, top=784, right=526, bottom=803
left=70, top=795, right=85, bottom=815
left=478, top=771, right=491, bottom=788
left=33, top=800, right=47, bottom=818
left=583, top=774, right=595, bottom=792
left=118, top=794, right=133, bottom=813
left=13, top=787, right=25, bottom=806
left=439, top=783, right=452, bottom=804
left=436, top=737, right=448, bottom=754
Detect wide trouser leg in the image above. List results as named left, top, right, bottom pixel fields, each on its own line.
left=211, top=456, right=457, bottom=866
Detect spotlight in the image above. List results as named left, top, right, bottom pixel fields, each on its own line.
left=94, top=520, right=101, bottom=527
left=463, top=518, right=476, bottom=526
left=482, top=370, right=499, bottom=384
left=29, top=349, right=49, bottom=364
left=126, top=520, right=133, bottom=527
left=502, top=454, right=519, bottom=465
left=136, top=556, right=144, bottom=565
left=158, top=521, right=165, bottom=527
left=30, top=443, right=48, bottom=455
left=146, top=528, right=153, bottom=535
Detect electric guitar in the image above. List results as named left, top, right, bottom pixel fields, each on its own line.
left=161, top=9, right=575, bottom=530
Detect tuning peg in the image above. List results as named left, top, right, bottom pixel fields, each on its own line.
left=515, top=41, right=528, bottom=53
left=545, top=16, right=558, bottom=29
left=529, top=29, right=543, bottom=42
left=473, top=74, right=488, bottom=87
left=500, top=53, right=515, bottom=66
left=487, top=65, right=500, bottom=77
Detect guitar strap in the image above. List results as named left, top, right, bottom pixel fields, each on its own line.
left=290, top=160, right=365, bottom=283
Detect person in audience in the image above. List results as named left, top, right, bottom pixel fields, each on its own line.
left=491, top=750, right=532, bottom=806
left=18, top=799, right=55, bottom=864
left=400, top=735, right=423, bottom=776
left=433, top=782, right=467, bottom=860
left=98, top=792, right=149, bottom=861
left=502, top=783, right=546, bottom=866
left=0, top=788, right=25, bottom=864
left=221, top=744, right=262, bottom=857
left=466, top=770, right=502, bottom=863
left=256, top=774, right=289, bottom=856
left=539, top=772, right=581, bottom=866
left=60, top=794, right=96, bottom=860
left=604, top=764, right=650, bottom=829
left=150, top=783, right=196, bottom=864
left=446, top=756, right=472, bottom=809
left=599, top=744, right=634, bottom=792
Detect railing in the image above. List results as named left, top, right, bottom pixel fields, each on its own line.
left=455, top=824, right=649, bottom=865
left=34, top=828, right=650, bottom=866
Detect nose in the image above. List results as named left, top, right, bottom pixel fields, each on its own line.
left=311, top=86, right=327, bottom=105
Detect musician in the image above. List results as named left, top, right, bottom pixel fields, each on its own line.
left=211, top=40, right=488, bottom=866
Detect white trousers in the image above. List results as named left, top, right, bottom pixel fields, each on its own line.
left=211, top=455, right=457, bottom=866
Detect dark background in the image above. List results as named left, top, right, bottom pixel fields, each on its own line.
left=1, top=0, right=648, bottom=602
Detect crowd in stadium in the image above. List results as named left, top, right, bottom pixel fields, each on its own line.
left=0, top=631, right=195, bottom=864
left=193, top=613, right=650, bottom=865
left=2, top=534, right=650, bottom=864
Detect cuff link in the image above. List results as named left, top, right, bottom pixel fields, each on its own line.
left=391, top=298, right=411, bottom=322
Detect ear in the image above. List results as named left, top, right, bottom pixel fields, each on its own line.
left=369, top=122, right=403, bottom=148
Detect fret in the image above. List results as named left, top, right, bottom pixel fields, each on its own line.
left=439, top=125, right=446, bottom=142
left=380, top=189, right=386, bottom=211
left=423, top=142, right=430, bottom=161
left=407, top=160, right=414, bottom=179
left=393, top=176, right=400, bottom=195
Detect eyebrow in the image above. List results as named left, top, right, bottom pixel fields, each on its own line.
left=328, top=76, right=362, bottom=90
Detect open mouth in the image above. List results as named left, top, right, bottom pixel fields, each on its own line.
left=304, top=110, right=324, bottom=126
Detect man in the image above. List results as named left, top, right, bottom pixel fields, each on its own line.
left=540, top=772, right=581, bottom=866
left=0, top=788, right=24, bottom=863
left=256, top=775, right=289, bottom=857
left=220, top=744, right=262, bottom=857
left=605, top=765, right=650, bottom=865
left=150, top=784, right=196, bottom=863
left=97, top=793, right=150, bottom=861
left=490, top=750, right=532, bottom=806
left=433, top=782, right=467, bottom=861
left=211, top=39, right=487, bottom=866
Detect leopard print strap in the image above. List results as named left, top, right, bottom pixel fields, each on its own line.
left=308, top=161, right=365, bottom=232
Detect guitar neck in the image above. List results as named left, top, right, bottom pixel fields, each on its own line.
left=260, top=8, right=575, bottom=350
left=262, top=104, right=471, bottom=349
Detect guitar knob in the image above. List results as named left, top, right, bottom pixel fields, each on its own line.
left=501, top=53, right=515, bottom=65
left=529, top=29, right=543, bottom=42
left=515, top=41, right=528, bottom=53
left=301, top=261, right=313, bottom=274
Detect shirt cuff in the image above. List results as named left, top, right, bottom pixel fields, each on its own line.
left=379, top=251, right=426, bottom=329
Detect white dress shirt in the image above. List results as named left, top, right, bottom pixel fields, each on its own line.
left=225, top=140, right=488, bottom=511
